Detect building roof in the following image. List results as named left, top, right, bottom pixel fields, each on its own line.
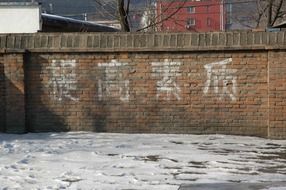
left=0, top=2, right=39, bottom=6
left=0, top=1, right=119, bottom=32
left=273, top=20, right=286, bottom=28
left=42, top=13, right=120, bottom=32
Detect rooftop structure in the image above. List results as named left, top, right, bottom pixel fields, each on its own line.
left=0, top=2, right=41, bottom=33
left=273, top=20, right=286, bottom=29
left=42, top=14, right=119, bottom=32
left=0, top=2, right=119, bottom=33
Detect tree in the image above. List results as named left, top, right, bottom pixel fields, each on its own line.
left=256, top=0, right=286, bottom=28
left=254, top=0, right=285, bottom=28
left=266, top=0, right=285, bottom=27
left=118, top=0, right=131, bottom=32
left=226, top=0, right=286, bottom=30
left=138, top=0, right=187, bottom=32
left=93, top=0, right=186, bottom=32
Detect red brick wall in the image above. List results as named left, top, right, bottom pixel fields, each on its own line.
left=25, top=52, right=268, bottom=136
left=1, top=32, right=286, bottom=138
left=3, top=54, right=26, bottom=133
left=0, top=55, right=4, bottom=132
left=269, top=50, right=286, bottom=138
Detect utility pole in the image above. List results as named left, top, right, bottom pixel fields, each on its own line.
left=220, top=0, right=225, bottom=31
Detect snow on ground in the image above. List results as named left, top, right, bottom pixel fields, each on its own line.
left=0, top=132, right=286, bottom=190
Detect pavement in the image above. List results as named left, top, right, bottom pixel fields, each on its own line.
left=179, top=183, right=286, bottom=190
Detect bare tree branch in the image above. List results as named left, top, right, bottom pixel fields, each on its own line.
left=247, top=0, right=286, bottom=28
left=256, top=0, right=269, bottom=28
left=118, top=0, right=130, bottom=32
left=137, top=0, right=187, bottom=32
left=126, top=0, right=130, bottom=14
left=268, top=0, right=274, bottom=27
left=271, top=0, right=284, bottom=25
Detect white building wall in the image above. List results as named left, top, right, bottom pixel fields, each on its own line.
left=0, top=4, right=41, bottom=33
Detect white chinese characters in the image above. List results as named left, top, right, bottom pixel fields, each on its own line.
left=203, top=58, right=237, bottom=101
left=45, top=58, right=238, bottom=103
left=48, top=60, right=79, bottom=102
left=151, top=59, right=182, bottom=100
left=98, top=60, right=130, bottom=102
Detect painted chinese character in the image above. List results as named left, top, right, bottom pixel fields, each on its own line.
left=203, top=58, right=237, bottom=101
left=151, top=59, right=181, bottom=100
left=98, top=60, right=129, bottom=102
left=48, top=60, right=79, bottom=102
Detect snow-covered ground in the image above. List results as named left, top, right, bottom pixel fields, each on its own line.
left=0, top=132, right=286, bottom=190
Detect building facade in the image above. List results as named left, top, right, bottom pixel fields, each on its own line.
left=224, top=0, right=257, bottom=30
left=0, top=2, right=41, bottom=33
left=157, top=0, right=224, bottom=32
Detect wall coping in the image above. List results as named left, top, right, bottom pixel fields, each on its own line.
left=0, top=31, right=286, bottom=53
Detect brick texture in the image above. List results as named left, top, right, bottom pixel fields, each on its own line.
left=0, top=55, right=4, bottom=132
left=4, top=54, right=26, bottom=133
left=25, top=52, right=268, bottom=136
left=269, top=51, right=286, bottom=138
left=0, top=32, right=286, bottom=138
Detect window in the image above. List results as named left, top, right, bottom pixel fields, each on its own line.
left=206, top=5, right=210, bottom=12
left=187, top=18, right=196, bottom=26
left=207, top=18, right=211, bottom=26
left=226, top=4, right=233, bottom=25
left=226, top=3, right=232, bottom=13
left=188, top=6, right=195, bottom=13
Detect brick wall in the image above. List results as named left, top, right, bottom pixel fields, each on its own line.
left=25, top=52, right=269, bottom=136
left=1, top=32, right=286, bottom=138
left=3, top=53, right=26, bottom=133
left=269, top=51, right=286, bottom=138
left=0, top=54, right=4, bottom=132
